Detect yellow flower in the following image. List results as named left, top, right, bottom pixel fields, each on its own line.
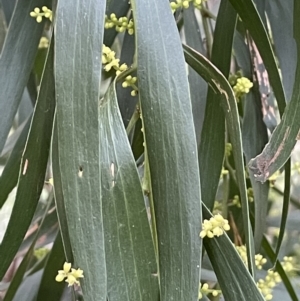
left=39, top=37, right=49, bottom=49
left=30, top=6, right=52, bottom=23
left=199, top=282, right=222, bottom=299
left=200, top=214, right=230, bottom=238
left=233, top=77, right=253, bottom=99
left=55, top=262, right=71, bottom=282
left=30, top=8, right=42, bottom=23
left=71, top=268, right=84, bottom=279
left=55, top=262, right=84, bottom=286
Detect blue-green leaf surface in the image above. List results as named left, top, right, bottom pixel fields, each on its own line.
left=132, top=1, right=202, bottom=299
left=0, top=38, right=55, bottom=281
left=54, top=1, right=107, bottom=300
left=100, top=79, right=159, bottom=301
left=184, top=44, right=255, bottom=274
left=0, top=118, right=31, bottom=209
left=248, top=0, right=300, bottom=182
left=36, top=232, right=66, bottom=301
left=234, top=32, right=270, bottom=251
left=229, top=0, right=286, bottom=115
left=266, top=0, right=296, bottom=101
left=197, top=0, right=236, bottom=211
left=0, top=0, right=51, bottom=154
left=183, top=6, right=207, bottom=144
left=202, top=204, right=265, bottom=301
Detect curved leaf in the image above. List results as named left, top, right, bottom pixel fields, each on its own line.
left=202, top=204, right=265, bottom=301
left=0, top=37, right=55, bottom=281
left=183, top=6, right=207, bottom=144
left=0, top=118, right=31, bottom=209
left=248, top=0, right=300, bottom=182
left=0, top=0, right=51, bottom=154
left=266, top=0, right=297, bottom=101
left=100, top=79, right=159, bottom=301
left=183, top=44, right=255, bottom=274
left=229, top=0, right=286, bottom=115
left=197, top=0, right=236, bottom=211
left=36, top=232, right=66, bottom=301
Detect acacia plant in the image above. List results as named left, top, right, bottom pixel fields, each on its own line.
left=0, top=0, right=300, bottom=300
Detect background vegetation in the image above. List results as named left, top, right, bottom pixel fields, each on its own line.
left=0, top=0, right=299, bottom=300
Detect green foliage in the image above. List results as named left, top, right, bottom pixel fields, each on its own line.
left=0, top=0, right=300, bottom=301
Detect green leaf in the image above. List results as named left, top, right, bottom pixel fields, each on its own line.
left=183, top=44, right=255, bottom=275
left=19, top=201, right=58, bottom=253
left=3, top=196, right=53, bottom=301
left=242, top=91, right=269, bottom=251
left=3, top=239, right=35, bottom=301
left=51, top=118, right=73, bottom=262
left=0, top=118, right=31, bottom=209
left=100, top=79, right=159, bottom=301
left=54, top=1, right=106, bottom=300
left=11, top=271, right=43, bottom=301
left=0, top=37, right=55, bottom=281
left=248, top=0, right=300, bottom=182
left=228, top=0, right=286, bottom=115
left=266, top=0, right=296, bottom=100
left=36, top=232, right=66, bottom=301
left=116, top=29, right=137, bottom=127
left=131, top=1, right=202, bottom=299
left=197, top=0, right=236, bottom=211
left=1, top=0, right=16, bottom=24
left=0, top=0, right=52, bottom=154
left=202, top=204, right=265, bottom=301
left=234, top=32, right=270, bottom=251
left=183, top=6, right=207, bottom=144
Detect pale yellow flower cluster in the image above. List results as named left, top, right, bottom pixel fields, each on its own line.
left=55, top=262, right=84, bottom=287
left=281, top=256, right=294, bottom=273
left=198, top=282, right=221, bottom=299
left=257, top=270, right=281, bottom=301
left=170, top=0, right=203, bottom=11
left=199, top=214, right=230, bottom=238
left=105, top=14, right=134, bottom=35
left=233, top=77, right=253, bottom=99
left=39, top=37, right=49, bottom=49
left=236, top=245, right=267, bottom=270
left=292, top=162, right=300, bottom=173
left=102, top=45, right=127, bottom=74
left=34, top=247, right=49, bottom=260
left=30, top=6, right=52, bottom=23
left=102, top=45, right=138, bottom=96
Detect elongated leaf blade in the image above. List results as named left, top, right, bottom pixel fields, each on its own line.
left=198, top=0, right=236, bottom=211
left=229, top=0, right=286, bottom=115
left=248, top=0, right=300, bottom=182
left=4, top=196, right=53, bottom=301
left=0, top=38, right=55, bottom=280
left=36, top=232, right=66, bottom=301
left=202, top=204, right=265, bottom=301
left=266, top=0, right=296, bottom=101
left=0, top=118, right=31, bottom=209
left=0, top=0, right=51, bottom=154
left=51, top=118, right=73, bottom=262
left=242, top=91, right=269, bottom=250
left=131, top=1, right=202, bottom=299
left=183, top=6, right=207, bottom=144
left=54, top=1, right=106, bottom=300
left=184, top=44, right=255, bottom=274
left=100, top=80, right=159, bottom=301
